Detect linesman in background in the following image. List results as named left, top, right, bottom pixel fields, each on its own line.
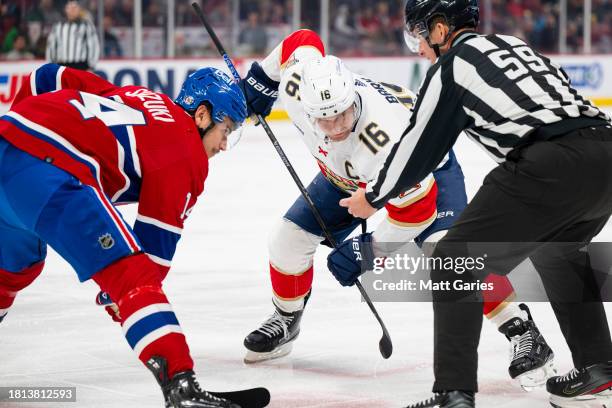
left=340, top=0, right=612, bottom=407
left=46, top=0, right=100, bottom=71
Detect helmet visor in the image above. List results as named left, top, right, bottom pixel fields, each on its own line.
left=403, top=21, right=429, bottom=53
left=311, top=103, right=359, bottom=141
left=207, top=116, right=244, bottom=152
left=226, top=125, right=244, bottom=150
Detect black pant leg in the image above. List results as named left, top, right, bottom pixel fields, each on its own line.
left=530, top=216, right=612, bottom=368
left=430, top=176, right=544, bottom=392
left=432, top=299, right=484, bottom=391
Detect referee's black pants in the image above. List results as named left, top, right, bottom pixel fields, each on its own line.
left=431, top=124, right=612, bottom=392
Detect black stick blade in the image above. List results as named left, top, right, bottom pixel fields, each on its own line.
left=210, top=387, right=271, bottom=408
left=379, top=332, right=393, bottom=359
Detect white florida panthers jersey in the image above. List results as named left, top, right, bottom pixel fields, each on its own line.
left=260, top=30, right=440, bottom=244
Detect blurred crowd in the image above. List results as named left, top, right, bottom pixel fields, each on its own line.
left=1, top=0, right=611, bottom=61
left=487, top=0, right=612, bottom=53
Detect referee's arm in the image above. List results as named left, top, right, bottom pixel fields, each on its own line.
left=365, top=60, right=469, bottom=209
left=86, top=20, right=100, bottom=69
left=45, top=25, right=57, bottom=62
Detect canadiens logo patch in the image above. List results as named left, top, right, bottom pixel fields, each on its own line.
left=98, top=233, right=115, bottom=250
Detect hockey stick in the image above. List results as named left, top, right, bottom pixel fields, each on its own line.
left=191, top=2, right=392, bottom=359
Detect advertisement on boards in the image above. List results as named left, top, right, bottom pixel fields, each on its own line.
left=0, top=55, right=610, bottom=115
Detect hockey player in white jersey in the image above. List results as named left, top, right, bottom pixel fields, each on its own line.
left=239, top=29, right=553, bottom=389
left=240, top=28, right=439, bottom=355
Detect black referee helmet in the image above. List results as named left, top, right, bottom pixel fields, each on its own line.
left=403, top=0, right=479, bottom=55
left=405, top=0, right=479, bottom=33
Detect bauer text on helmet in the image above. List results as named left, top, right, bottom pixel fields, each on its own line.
left=175, top=67, right=248, bottom=126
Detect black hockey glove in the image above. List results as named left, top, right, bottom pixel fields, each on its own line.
left=327, top=233, right=376, bottom=286
left=238, top=62, right=280, bottom=117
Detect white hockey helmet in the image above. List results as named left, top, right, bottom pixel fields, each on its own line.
left=300, top=56, right=356, bottom=119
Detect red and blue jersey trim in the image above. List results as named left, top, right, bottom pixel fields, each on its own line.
left=30, top=64, right=66, bottom=96
left=1, top=111, right=101, bottom=187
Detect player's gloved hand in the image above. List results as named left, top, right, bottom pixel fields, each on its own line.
left=95, top=291, right=122, bottom=323
left=238, top=62, right=280, bottom=118
left=327, top=233, right=376, bottom=287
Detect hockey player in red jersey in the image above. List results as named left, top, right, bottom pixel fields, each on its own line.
left=0, top=64, right=269, bottom=408
left=238, top=29, right=554, bottom=390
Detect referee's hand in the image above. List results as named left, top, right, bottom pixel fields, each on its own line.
left=339, top=188, right=376, bottom=219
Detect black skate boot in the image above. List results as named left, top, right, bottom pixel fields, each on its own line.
left=403, top=391, right=475, bottom=408
left=243, top=292, right=310, bottom=364
left=146, top=357, right=239, bottom=408
left=547, top=361, right=612, bottom=408
left=499, top=303, right=556, bottom=391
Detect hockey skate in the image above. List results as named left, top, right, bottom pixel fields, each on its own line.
left=146, top=356, right=270, bottom=408
left=499, top=303, right=556, bottom=391
left=403, top=391, right=475, bottom=408
left=243, top=295, right=308, bottom=364
left=547, top=361, right=612, bottom=408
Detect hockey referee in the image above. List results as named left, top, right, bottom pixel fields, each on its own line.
left=340, top=0, right=612, bottom=407
left=46, top=0, right=99, bottom=71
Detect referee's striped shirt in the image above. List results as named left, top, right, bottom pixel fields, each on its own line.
left=365, top=30, right=611, bottom=208
left=46, top=18, right=100, bottom=70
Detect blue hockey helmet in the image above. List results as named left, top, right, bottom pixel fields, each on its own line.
left=175, top=67, right=248, bottom=126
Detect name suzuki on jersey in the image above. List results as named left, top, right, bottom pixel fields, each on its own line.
left=124, top=88, right=175, bottom=123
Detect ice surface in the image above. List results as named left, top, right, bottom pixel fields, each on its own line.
left=1, top=120, right=610, bottom=407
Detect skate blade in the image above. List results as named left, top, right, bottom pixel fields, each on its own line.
left=518, top=357, right=557, bottom=392
left=244, top=342, right=293, bottom=364
left=549, top=388, right=612, bottom=408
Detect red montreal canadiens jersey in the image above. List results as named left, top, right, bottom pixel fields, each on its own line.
left=0, top=63, right=208, bottom=274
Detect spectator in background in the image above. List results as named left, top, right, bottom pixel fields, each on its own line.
left=26, top=0, right=63, bottom=32
left=1, top=3, right=20, bottom=54
left=103, top=16, right=122, bottom=57
left=112, top=0, right=134, bottom=26
left=539, top=13, right=559, bottom=52
left=238, top=11, right=268, bottom=55
left=334, top=4, right=357, bottom=37
left=332, top=4, right=359, bottom=53
left=27, top=22, right=46, bottom=58
left=239, top=0, right=259, bottom=20
left=372, top=1, right=401, bottom=54
left=176, top=0, right=198, bottom=26
left=268, top=2, right=287, bottom=24
left=566, top=20, right=582, bottom=52
left=143, top=1, right=164, bottom=27
left=593, top=9, right=612, bottom=53
left=5, top=34, right=35, bottom=60
left=507, top=0, right=525, bottom=19
left=355, top=5, right=381, bottom=55
left=43, top=0, right=63, bottom=27
left=46, top=0, right=100, bottom=70
left=207, top=0, right=231, bottom=26
left=357, top=6, right=378, bottom=37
